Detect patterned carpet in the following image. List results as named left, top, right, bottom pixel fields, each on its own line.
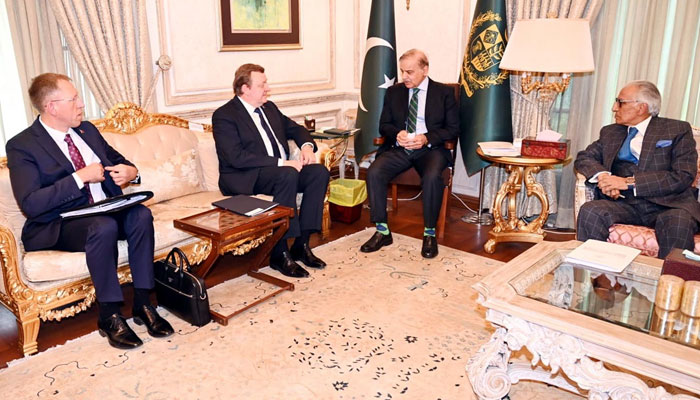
left=0, top=231, right=581, bottom=399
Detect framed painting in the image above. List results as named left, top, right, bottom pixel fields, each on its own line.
left=219, top=0, right=301, bottom=51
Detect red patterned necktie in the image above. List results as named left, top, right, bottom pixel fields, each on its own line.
left=64, top=133, right=94, bottom=204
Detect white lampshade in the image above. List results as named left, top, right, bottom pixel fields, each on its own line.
left=499, top=18, right=594, bottom=73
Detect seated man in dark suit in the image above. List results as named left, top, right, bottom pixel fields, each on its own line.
left=576, top=80, right=700, bottom=259
left=6, top=73, right=173, bottom=349
left=212, top=64, right=330, bottom=278
left=360, top=49, right=459, bottom=258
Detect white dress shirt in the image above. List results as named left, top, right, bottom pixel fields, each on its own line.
left=39, top=117, right=107, bottom=202
left=238, top=98, right=289, bottom=166
left=628, top=115, right=652, bottom=160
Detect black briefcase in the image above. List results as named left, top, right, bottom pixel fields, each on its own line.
left=154, top=247, right=211, bottom=327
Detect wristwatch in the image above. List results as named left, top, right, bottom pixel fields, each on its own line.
left=625, top=176, right=635, bottom=191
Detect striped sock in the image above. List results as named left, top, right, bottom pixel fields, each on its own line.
left=424, top=227, right=436, bottom=237
left=376, top=223, right=390, bottom=235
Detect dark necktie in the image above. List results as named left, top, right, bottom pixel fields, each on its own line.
left=254, top=108, right=282, bottom=159
left=618, top=127, right=639, bottom=164
left=406, top=88, right=419, bottom=133
left=64, top=133, right=94, bottom=203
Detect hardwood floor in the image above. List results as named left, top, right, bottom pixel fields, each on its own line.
left=0, top=186, right=574, bottom=367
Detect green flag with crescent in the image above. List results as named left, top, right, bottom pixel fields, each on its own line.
left=459, top=0, right=513, bottom=175
left=355, top=0, right=397, bottom=163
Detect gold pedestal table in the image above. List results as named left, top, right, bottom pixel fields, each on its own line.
left=476, top=148, right=571, bottom=253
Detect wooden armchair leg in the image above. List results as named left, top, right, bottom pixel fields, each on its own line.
left=391, top=183, right=398, bottom=211
left=437, top=186, right=449, bottom=240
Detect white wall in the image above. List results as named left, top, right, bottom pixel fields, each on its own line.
left=145, top=0, right=481, bottom=196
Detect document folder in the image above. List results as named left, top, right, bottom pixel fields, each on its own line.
left=60, top=191, right=154, bottom=219
left=212, top=195, right=278, bottom=217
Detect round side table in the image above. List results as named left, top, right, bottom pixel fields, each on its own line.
left=476, top=147, right=571, bottom=253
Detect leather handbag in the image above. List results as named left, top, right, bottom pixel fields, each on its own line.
left=154, top=247, right=211, bottom=327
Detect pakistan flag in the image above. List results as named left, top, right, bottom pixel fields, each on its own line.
left=459, top=0, right=513, bottom=175
left=355, top=0, right=397, bottom=163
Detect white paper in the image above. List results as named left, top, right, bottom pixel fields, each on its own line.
left=682, top=249, right=700, bottom=261
left=60, top=193, right=149, bottom=218
left=188, top=122, right=204, bottom=132
left=564, top=240, right=641, bottom=273
left=478, top=141, right=520, bottom=157
left=535, top=129, right=563, bottom=142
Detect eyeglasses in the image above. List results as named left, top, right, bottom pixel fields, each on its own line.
left=614, top=97, right=640, bottom=107
left=48, top=95, right=80, bottom=104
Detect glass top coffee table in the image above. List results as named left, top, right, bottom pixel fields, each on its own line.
left=467, top=240, right=700, bottom=400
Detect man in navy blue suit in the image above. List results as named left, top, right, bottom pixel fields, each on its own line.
left=212, top=64, right=330, bottom=279
left=6, top=73, right=174, bottom=349
left=361, top=49, right=459, bottom=259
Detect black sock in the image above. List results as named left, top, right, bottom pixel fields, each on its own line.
left=292, top=230, right=312, bottom=249
left=98, top=301, right=121, bottom=321
left=133, top=288, right=152, bottom=309
left=271, top=239, right=289, bottom=258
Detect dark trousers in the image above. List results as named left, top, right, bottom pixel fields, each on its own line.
left=253, top=164, right=330, bottom=239
left=366, top=147, right=448, bottom=227
left=576, top=199, right=698, bottom=259
left=51, top=204, right=155, bottom=302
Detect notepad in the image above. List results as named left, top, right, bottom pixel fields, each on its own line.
left=60, top=191, right=154, bottom=219
left=478, top=141, right=520, bottom=157
left=212, top=195, right=278, bottom=217
left=564, top=240, right=641, bottom=273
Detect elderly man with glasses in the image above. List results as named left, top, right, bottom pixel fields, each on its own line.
left=575, top=80, right=700, bottom=259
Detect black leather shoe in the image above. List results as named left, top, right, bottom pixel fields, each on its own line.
left=290, top=243, right=326, bottom=269
left=360, top=231, right=393, bottom=253
left=270, top=251, right=310, bottom=278
left=421, top=236, right=438, bottom=259
left=98, top=313, right=143, bottom=349
left=133, top=305, right=175, bottom=338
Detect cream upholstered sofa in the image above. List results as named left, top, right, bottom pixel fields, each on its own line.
left=0, top=102, right=333, bottom=356
left=574, top=126, right=700, bottom=257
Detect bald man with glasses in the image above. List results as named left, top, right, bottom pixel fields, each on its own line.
left=575, top=80, right=700, bottom=259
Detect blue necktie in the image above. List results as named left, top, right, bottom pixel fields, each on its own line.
left=618, top=127, right=639, bottom=164
left=254, top=108, right=281, bottom=159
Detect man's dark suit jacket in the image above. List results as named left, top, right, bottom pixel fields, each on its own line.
left=377, top=79, right=460, bottom=162
left=212, top=97, right=318, bottom=195
left=6, top=118, right=133, bottom=251
left=575, top=116, right=700, bottom=222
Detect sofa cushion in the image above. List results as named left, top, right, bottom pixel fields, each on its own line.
left=196, top=134, right=220, bottom=192
left=102, top=124, right=200, bottom=163
left=22, top=190, right=226, bottom=283
left=124, top=149, right=204, bottom=205
left=0, top=166, right=25, bottom=240
left=608, top=223, right=700, bottom=258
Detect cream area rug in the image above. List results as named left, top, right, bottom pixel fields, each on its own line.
left=0, top=231, right=581, bottom=399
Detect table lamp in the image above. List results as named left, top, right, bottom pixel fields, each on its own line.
left=499, top=18, right=594, bottom=134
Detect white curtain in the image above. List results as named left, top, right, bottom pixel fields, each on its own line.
left=49, top=0, right=153, bottom=112
left=5, top=0, right=65, bottom=122
left=554, top=0, right=700, bottom=229
left=481, top=0, right=603, bottom=226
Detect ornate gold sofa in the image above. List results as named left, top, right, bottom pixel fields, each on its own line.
left=574, top=126, right=700, bottom=257
left=0, top=103, right=333, bottom=356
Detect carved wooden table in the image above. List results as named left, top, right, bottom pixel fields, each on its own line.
left=468, top=240, right=699, bottom=400
left=476, top=148, right=571, bottom=253
left=174, top=206, right=295, bottom=325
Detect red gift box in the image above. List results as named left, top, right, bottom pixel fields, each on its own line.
left=662, top=248, right=700, bottom=282
left=521, top=137, right=570, bottom=160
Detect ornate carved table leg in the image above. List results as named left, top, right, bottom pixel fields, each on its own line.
left=471, top=310, right=700, bottom=400
left=467, top=328, right=512, bottom=400
left=484, top=163, right=550, bottom=253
